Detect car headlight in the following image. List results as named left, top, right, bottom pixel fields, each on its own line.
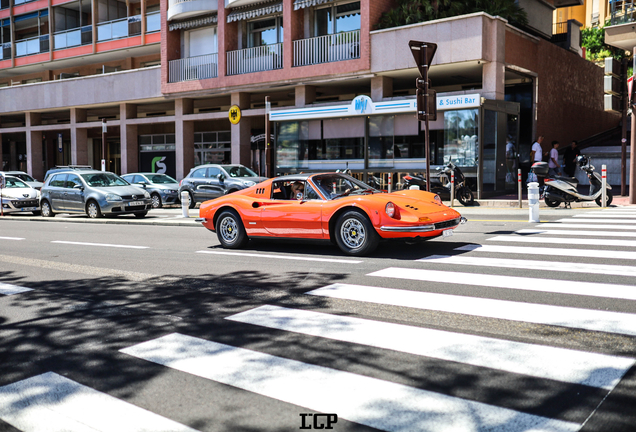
left=105, top=193, right=122, bottom=202
left=144, top=191, right=151, bottom=199
left=243, top=181, right=256, bottom=187
left=434, top=194, right=442, bottom=203
left=385, top=202, right=396, bottom=218
left=166, top=189, right=177, bottom=194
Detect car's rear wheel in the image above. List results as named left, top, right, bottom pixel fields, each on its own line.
left=215, top=209, right=248, bottom=249
left=188, top=191, right=196, bottom=209
left=334, top=210, right=379, bottom=256
left=41, top=200, right=54, bottom=217
left=86, top=200, right=103, bottom=218
left=151, top=193, right=162, bottom=208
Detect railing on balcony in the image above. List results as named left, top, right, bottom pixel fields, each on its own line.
left=610, top=0, right=636, bottom=25
left=97, top=15, right=142, bottom=42
left=13, top=0, right=37, bottom=5
left=146, top=11, right=160, bottom=33
left=1, top=42, right=10, bottom=60
left=54, top=26, right=92, bottom=50
left=169, top=53, right=218, bottom=82
left=15, top=35, right=49, bottom=57
left=293, top=30, right=360, bottom=67
left=227, top=43, right=282, bottom=76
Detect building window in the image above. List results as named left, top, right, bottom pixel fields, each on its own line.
left=194, top=131, right=230, bottom=165
left=185, top=25, right=217, bottom=57
left=314, top=1, right=360, bottom=36
left=248, top=16, right=283, bottom=48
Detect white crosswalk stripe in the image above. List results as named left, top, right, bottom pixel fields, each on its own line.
left=557, top=218, right=636, bottom=224
left=517, top=228, right=636, bottom=237
left=121, top=333, right=580, bottom=432
left=488, top=235, right=636, bottom=247
left=538, top=223, right=636, bottom=230
left=572, top=214, right=636, bottom=218
left=456, top=243, right=636, bottom=260
left=0, top=282, right=33, bottom=295
left=0, top=372, right=198, bottom=432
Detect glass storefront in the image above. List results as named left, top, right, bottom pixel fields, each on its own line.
left=194, top=131, right=231, bottom=165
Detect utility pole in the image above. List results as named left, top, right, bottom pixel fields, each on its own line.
left=264, top=96, right=271, bottom=178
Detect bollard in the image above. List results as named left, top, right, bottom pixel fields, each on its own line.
left=409, top=185, right=420, bottom=190
left=518, top=169, right=522, bottom=209
left=601, top=164, right=607, bottom=209
left=388, top=174, right=392, bottom=193
left=528, top=182, right=540, bottom=222
left=449, top=170, right=455, bottom=207
left=181, top=191, right=190, bottom=218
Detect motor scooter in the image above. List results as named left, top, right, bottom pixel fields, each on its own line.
left=531, top=156, right=612, bottom=207
left=402, top=160, right=474, bottom=206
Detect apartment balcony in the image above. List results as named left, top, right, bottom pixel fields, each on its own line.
left=169, top=53, right=218, bottom=82
left=605, top=1, right=636, bottom=51
left=146, top=11, right=161, bottom=33
left=1, top=42, right=10, bottom=60
left=551, top=20, right=582, bottom=55
left=293, top=30, right=360, bottom=67
left=97, top=15, right=142, bottom=42
left=609, top=0, right=636, bottom=25
left=167, top=0, right=218, bottom=21
left=53, top=26, right=92, bottom=50
left=15, top=35, right=48, bottom=57
left=227, top=43, right=282, bottom=76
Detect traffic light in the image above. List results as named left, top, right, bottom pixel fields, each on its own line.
left=604, top=57, right=622, bottom=114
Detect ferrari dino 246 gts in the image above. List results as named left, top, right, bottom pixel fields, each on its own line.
left=196, top=172, right=466, bottom=256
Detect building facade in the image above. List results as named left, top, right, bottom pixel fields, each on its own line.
left=0, top=0, right=619, bottom=197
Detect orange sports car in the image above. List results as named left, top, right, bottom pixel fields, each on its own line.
left=196, top=172, right=466, bottom=256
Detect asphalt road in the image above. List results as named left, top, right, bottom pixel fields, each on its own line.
left=1, top=205, right=636, bottom=432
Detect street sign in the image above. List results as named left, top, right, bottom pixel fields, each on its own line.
left=416, top=79, right=437, bottom=121
left=409, top=40, right=437, bottom=75
left=229, top=105, right=241, bottom=125
left=58, top=133, right=63, bottom=153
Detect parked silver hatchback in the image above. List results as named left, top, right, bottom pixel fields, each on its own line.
left=40, top=170, right=152, bottom=218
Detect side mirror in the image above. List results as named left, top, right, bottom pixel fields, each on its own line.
left=73, top=184, right=84, bottom=191
left=296, top=192, right=304, bottom=201
left=217, top=173, right=225, bottom=181
left=136, top=182, right=147, bottom=188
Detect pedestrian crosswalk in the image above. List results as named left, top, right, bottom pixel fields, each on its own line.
left=2, top=207, right=636, bottom=431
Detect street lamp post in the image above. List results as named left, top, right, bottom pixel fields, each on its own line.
left=101, top=119, right=107, bottom=172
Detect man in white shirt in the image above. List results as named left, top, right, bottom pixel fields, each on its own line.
left=548, top=140, right=562, bottom=177
left=530, top=135, right=544, bottom=163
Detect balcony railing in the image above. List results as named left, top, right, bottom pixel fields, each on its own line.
left=227, top=43, right=282, bottom=76
left=169, top=53, right=218, bottom=82
left=97, top=15, right=142, bottom=42
left=15, top=35, right=49, bottom=57
left=146, top=11, right=160, bottom=33
left=610, top=0, right=636, bottom=25
left=293, top=30, right=360, bottom=67
left=54, top=26, right=92, bottom=50
left=1, top=42, right=10, bottom=60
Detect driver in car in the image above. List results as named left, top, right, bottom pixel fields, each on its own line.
left=290, top=181, right=304, bottom=200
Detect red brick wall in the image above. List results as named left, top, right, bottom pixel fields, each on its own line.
left=506, top=28, right=619, bottom=152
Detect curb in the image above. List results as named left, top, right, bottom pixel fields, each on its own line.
left=0, top=215, right=201, bottom=227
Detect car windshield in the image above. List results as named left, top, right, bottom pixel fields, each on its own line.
left=146, top=174, right=177, bottom=184
left=222, top=165, right=257, bottom=178
left=312, top=174, right=378, bottom=200
left=81, top=173, right=128, bottom=187
left=12, top=173, right=36, bottom=182
left=4, top=177, right=29, bottom=188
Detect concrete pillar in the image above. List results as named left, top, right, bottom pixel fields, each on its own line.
left=0, top=133, right=3, bottom=170
left=70, top=108, right=88, bottom=165
left=295, top=85, right=316, bottom=107
left=9, top=141, right=17, bottom=170
left=120, top=103, right=138, bottom=175
left=371, top=76, right=393, bottom=102
left=26, top=113, right=44, bottom=180
left=482, top=61, right=506, bottom=100
left=482, top=19, right=506, bottom=101
left=175, top=98, right=194, bottom=180
left=231, top=92, right=251, bottom=166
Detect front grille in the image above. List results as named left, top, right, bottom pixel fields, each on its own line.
left=435, top=218, right=461, bottom=229
left=125, top=205, right=146, bottom=211
left=12, top=200, right=38, bottom=208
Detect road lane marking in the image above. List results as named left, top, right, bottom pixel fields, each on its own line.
left=227, top=305, right=633, bottom=390
left=0, top=282, right=33, bottom=295
left=121, top=333, right=579, bottom=432
left=557, top=218, right=636, bottom=224
left=0, top=372, right=198, bottom=432
left=51, top=241, right=149, bottom=249
left=310, top=282, right=636, bottom=337
left=538, top=223, right=636, bottom=230
left=0, top=237, right=25, bottom=240
left=518, top=229, right=636, bottom=238
left=573, top=214, right=636, bottom=218
left=456, top=244, right=636, bottom=260
left=196, top=250, right=362, bottom=264
left=368, top=267, right=636, bottom=301
left=0, top=254, right=154, bottom=281
left=488, top=235, right=636, bottom=247
left=418, top=255, right=636, bottom=278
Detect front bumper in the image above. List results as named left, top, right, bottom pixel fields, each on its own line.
left=1, top=198, right=39, bottom=213
left=101, top=198, right=153, bottom=214
left=380, top=216, right=466, bottom=233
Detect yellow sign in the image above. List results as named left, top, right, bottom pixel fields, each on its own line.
left=229, top=105, right=241, bottom=125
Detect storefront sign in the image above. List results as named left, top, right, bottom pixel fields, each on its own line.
left=229, top=105, right=241, bottom=125
left=437, top=94, right=480, bottom=109
left=140, top=151, right=176, bottom=178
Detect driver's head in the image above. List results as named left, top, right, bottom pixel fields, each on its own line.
left=291, top=181, right=304, bottom=195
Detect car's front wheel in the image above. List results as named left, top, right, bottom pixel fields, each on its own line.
left=41, top=200, right=55, bottom=218
left=188, top=191, right=196, bottom=209
left=86, top=200, right=103, bottom=218
left=334, top=210, right=379, bottom=256
left=151, top=193, right=162, bottom=209
left=215, top=210, right=248, bottom=249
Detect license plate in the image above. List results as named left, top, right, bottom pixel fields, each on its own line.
left=128, top=201, right=144, bottom=206
left=442, top=229, right=453, bottom=238
left=21, top=207, right=37, bottom=212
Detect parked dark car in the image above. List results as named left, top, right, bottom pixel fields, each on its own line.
left=40, top=170, right=152, bottom=218
left=178, top=164, right=267, bottom=208
left=44, top=165, right=93, bottom=182
left=121, top=173, right=179, bottom=208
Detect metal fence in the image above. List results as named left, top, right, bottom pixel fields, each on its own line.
left=293, top=30, right=360, bottom=67
left=169, top=53, right=218, bottom=82
left=15, top=35, right=48, bottom=57
left=227, top=43, right=282, bottom=76
left=53, top=26, right=92, bottom=50
left=97, top=15, right=143, bottom=42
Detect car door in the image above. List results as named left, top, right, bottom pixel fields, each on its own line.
left=188, top=168, right=214, bottom=202
left=64, top=174, right=85, bottom=212
left=260, top=180, right=324, bottom=238
left=47, top=174, right=67, bottom=211
left=203, top=167, right=224, bottom=198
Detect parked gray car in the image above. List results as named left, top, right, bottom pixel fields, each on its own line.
left=0, top=171, right=44, bottom=190
left=121, top=173, right=179, bottom=208
left=0, top=175, right=40, bottom=215
left=40, top=170, right=152, bottom=218
left=178, top=164, right=267, bottom=208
